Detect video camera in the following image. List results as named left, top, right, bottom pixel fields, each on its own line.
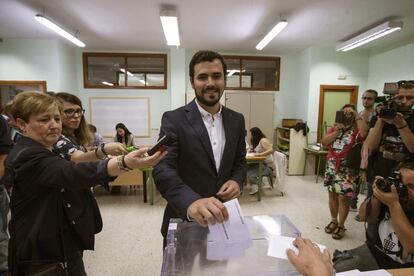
left=375, top=82, right=413, bottom=119
left=376, top=171, right=407, bottom=196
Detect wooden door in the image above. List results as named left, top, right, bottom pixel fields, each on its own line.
left=317, top=85, right=358, bottom=140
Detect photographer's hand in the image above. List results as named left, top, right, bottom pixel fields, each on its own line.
left=373, top=182, right=400, bottom=209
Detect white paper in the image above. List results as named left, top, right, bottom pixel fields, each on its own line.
left=267, top=235, right=326, bottom=260
left=337, top=269, right=391, bottom=276
left=208, top=198, right=252, bottom=246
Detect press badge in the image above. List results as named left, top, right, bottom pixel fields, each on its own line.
left=333, top=139, right=344, bottom=150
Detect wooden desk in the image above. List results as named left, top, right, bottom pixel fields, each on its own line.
left=387, top=267, right=414, bottom=276
left=303, top=146, right=328, bottom=183
left=246, top=155, right=266, bottom=201
left=109, top=169, right=146, bottom=202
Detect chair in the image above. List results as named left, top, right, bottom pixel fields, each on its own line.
left=303, top=144, right=328, bottom=183
left=273, top=151, right=287, bottom=196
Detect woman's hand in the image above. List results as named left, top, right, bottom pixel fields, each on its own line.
left=124, top=147, right=167, bottom=169
left=103, top=142, right=128, bottom=156
left=333, top=123, right=344, bottom=131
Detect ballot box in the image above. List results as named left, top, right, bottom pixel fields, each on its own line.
left=161, top=215, right=301, bottom=275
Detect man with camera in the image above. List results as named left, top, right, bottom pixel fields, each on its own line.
left=334, top=163, right=414, bottom=271
left=365, top=80, right=414, bottom=181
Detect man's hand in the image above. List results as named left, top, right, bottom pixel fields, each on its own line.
left=286, top=238, right=333, bottom=276
left=187, top=197, right=229, bottom=227
left=372, top=179, right=400, bottom=208
left=216, top=180, right=241, bottom=201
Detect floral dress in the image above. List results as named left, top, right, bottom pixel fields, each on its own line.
left=323, top=127, right=360, bottom=198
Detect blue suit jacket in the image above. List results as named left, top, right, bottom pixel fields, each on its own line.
left=153, top=100, right=247, bottom=237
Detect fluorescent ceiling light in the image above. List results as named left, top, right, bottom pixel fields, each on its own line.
left=256, top=21, right=288, bottom=51
left=35, top=14, right=85, bottom=47
left=336, top=21, right=403, bottom=52
left=120, top=68, right=133, bottom=76
left=101, top=81, right=114, bottom=86
left=227, top=69, right=246, bottom=76
left=160, top=10, right=180, bottom=46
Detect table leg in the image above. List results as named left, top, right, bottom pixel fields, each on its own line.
left=303, top=150, right=308, bottom=175
left=148, top=170, right=154, bottom=205
left=257, top=162, right=263, bottom=202
left=143, top=171, right=147, bottom=203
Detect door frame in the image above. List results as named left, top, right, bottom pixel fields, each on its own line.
left=317, top=85, right=358, bottom=141
left=0, top=80, right=47, bottom=92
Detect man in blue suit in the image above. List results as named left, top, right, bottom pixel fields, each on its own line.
left=153, top=50, right=246, bottom=246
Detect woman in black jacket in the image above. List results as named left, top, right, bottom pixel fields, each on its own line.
left=2, top=92, right=165, bottom=275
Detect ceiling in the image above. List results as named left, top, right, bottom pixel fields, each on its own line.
left=1, top=0, right=414, bottom=55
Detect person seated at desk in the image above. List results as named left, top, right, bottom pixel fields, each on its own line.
left=247, top=127, right=275, bottom=195
left=114, top=123, right=135, bottom=147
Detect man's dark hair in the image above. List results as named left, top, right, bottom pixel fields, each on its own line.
left=365, top=89, right=378, bottom=97
left=189, top=50, right=227, bottom=83
left=396, top=162, right=414, bottom=172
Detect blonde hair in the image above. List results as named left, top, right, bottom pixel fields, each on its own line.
left=11, top=92, right=61, bottom=123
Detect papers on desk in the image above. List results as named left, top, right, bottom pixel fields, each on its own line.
left=267, top=235, right=326, bottom=260
left=207, top=199, right=252, bottom=260
left=246, top=152, right=255, bottom=158
left=337, top=269, right=391, bottom=276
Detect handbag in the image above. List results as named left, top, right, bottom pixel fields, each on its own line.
left=27, top=263, right=67, bottom=276
left=345, top=142, right=363, bottom=170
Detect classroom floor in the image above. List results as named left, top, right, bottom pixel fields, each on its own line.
left=84, top=175, right=366, bottom=275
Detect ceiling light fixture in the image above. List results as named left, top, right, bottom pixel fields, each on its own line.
left=101, top=81, right=114, bottom=86
left=35, top=14, right=85, bottom=47
left=336, top=20, right=403, bottom=52
left=120, top=68, right=134, bottom=76
left=160, top=10, right=180, bottom=46
left=256, top=20, right=288, bottom=51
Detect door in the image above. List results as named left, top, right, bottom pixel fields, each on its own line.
left=317, top=85, right=358, bottom=140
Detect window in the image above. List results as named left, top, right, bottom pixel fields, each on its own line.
left=83, top=53, right=167, bottom=89
left=223, top=55, right=280, bottom=91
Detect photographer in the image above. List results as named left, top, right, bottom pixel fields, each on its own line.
left=365, top=80, right=414, bottom=181
left=321, top=104, right=363, bottom=240
left=334, top=163, right=414, bottom=272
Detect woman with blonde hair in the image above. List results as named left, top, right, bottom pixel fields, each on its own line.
left=2, top=91, right=166, bottom=275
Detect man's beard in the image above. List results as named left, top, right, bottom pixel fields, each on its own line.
left=195, top=90, right=221, bottom=107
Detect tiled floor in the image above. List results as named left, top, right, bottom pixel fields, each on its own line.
left=84, top=175, right=366, bottom=275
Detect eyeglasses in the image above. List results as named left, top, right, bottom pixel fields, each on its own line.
left=394, top=95, right=414, bottom=101
left=63, top=108, right=85, bottom=117
left=362, top=97, right=375, bottom=100
left=398, top=80, right=414, bottom=89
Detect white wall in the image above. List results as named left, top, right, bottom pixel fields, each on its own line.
left=306, top=47, right=370, bottom=131
left=0, top=39, right=77, bottom=92
left=367, top=41, right=414, bottom=93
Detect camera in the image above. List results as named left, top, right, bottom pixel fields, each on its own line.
left=376, top=82, right=413, bottom=119
left=376, top=171, right=406, bottom=196
left=335, top=110, right=353, bottom=125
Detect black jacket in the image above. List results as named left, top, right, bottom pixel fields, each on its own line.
left=2, top=136, right=112, bottom=273
left=153, top=100, right=247, bottom=237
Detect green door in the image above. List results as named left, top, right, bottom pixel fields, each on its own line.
left=321, top=91, right=351, bottom=136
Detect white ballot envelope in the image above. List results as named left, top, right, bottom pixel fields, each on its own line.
left=267, top=235, right=326, bottom=260
left=207, top=198, right=252, bottom=247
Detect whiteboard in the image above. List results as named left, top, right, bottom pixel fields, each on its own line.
left=89, top=97, right=150, bottom=137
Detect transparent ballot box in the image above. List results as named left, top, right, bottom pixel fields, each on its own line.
left=161, top=215, right=302, bottom=276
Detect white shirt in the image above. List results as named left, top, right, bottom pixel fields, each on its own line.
left=195, top=100, right=226, bottom=172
